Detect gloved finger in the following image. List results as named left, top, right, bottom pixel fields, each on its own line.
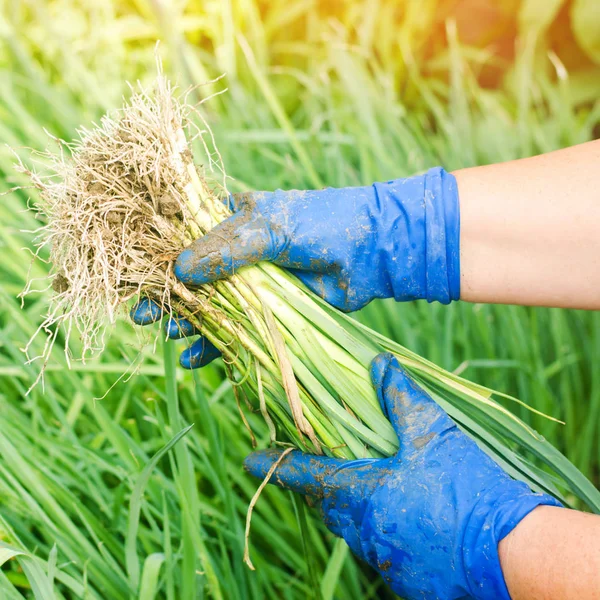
left=179, top=336, right=221, bottom=369
left=226, top=192, right=243, bottom=211
left=244, top=448, right=356, bottom=497
left=244, top=448, right=378, bottom=498
left=130, top=297, right=163, bottom=325
left=370, top=353, right=455, bottom=456
left=164, top=316, right=198, bottom=340
left=175, top=201, right=282, bottom=287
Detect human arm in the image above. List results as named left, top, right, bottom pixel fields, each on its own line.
left=499, top=505, right=600, bottom=600
left=457, top=139, right=600, bottom=309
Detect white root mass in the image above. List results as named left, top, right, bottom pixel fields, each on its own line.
left=15, top=68, right=229, bottom=387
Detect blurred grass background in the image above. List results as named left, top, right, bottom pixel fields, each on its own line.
left=0, top=0, right=599, bottom=598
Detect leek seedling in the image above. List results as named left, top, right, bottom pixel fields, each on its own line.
left=16, top=70, right=600, bottom=515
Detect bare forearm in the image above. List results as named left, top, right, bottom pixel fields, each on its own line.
left=455, top=140, right=600, bottom=309
left=499, top=506, right=600, bottom=599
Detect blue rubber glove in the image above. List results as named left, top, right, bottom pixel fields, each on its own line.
left=245, top=354, right=562, bottom=600
left=131, top=168, right=460, bottom=367
left=130, top=298, right=220, bottom=369
left=177, top=167, right=460, bottom=309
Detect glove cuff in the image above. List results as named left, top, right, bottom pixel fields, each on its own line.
left=383, top=167, right=460, bottom=304
left=463, top=482, right=562, bottom=600
left=423, top=167, right=460, bottom=303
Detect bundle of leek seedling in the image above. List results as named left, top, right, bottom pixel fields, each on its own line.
left=17, top=71, right=600, bottom=514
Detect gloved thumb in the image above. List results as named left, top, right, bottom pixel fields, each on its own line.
left=243, top=448, right=365, bottom=497
left=370, top=353, right=455, bottom=458
left=175, top=196, right=280, bottom=286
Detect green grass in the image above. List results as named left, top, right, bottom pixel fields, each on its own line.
left=0, top=1, right=599, bottom=598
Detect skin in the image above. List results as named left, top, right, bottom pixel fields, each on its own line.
left=456, top=139, right=600, bottom=309
left=499, top=506, right=600, bottom=600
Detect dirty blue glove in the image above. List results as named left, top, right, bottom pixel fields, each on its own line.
left=131, top=168, right=460, bottom=367
left=245, top=354, right=561, bottom=600
left=130, top=298, right=220, bottom=369
left=176, top=166, right=460, bottom=309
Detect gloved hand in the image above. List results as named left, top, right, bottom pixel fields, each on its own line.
left=131, top=168, right=460, bottom=367
left=245, top=353, right=561, bottom=600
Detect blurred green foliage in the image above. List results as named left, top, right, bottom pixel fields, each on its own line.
left=0, top=1, right=598, bottom=598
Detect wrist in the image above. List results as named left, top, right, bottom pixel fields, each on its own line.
left=497, top=506, right=548, bottom=600
left=463, top=481, right=562, bottom=600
